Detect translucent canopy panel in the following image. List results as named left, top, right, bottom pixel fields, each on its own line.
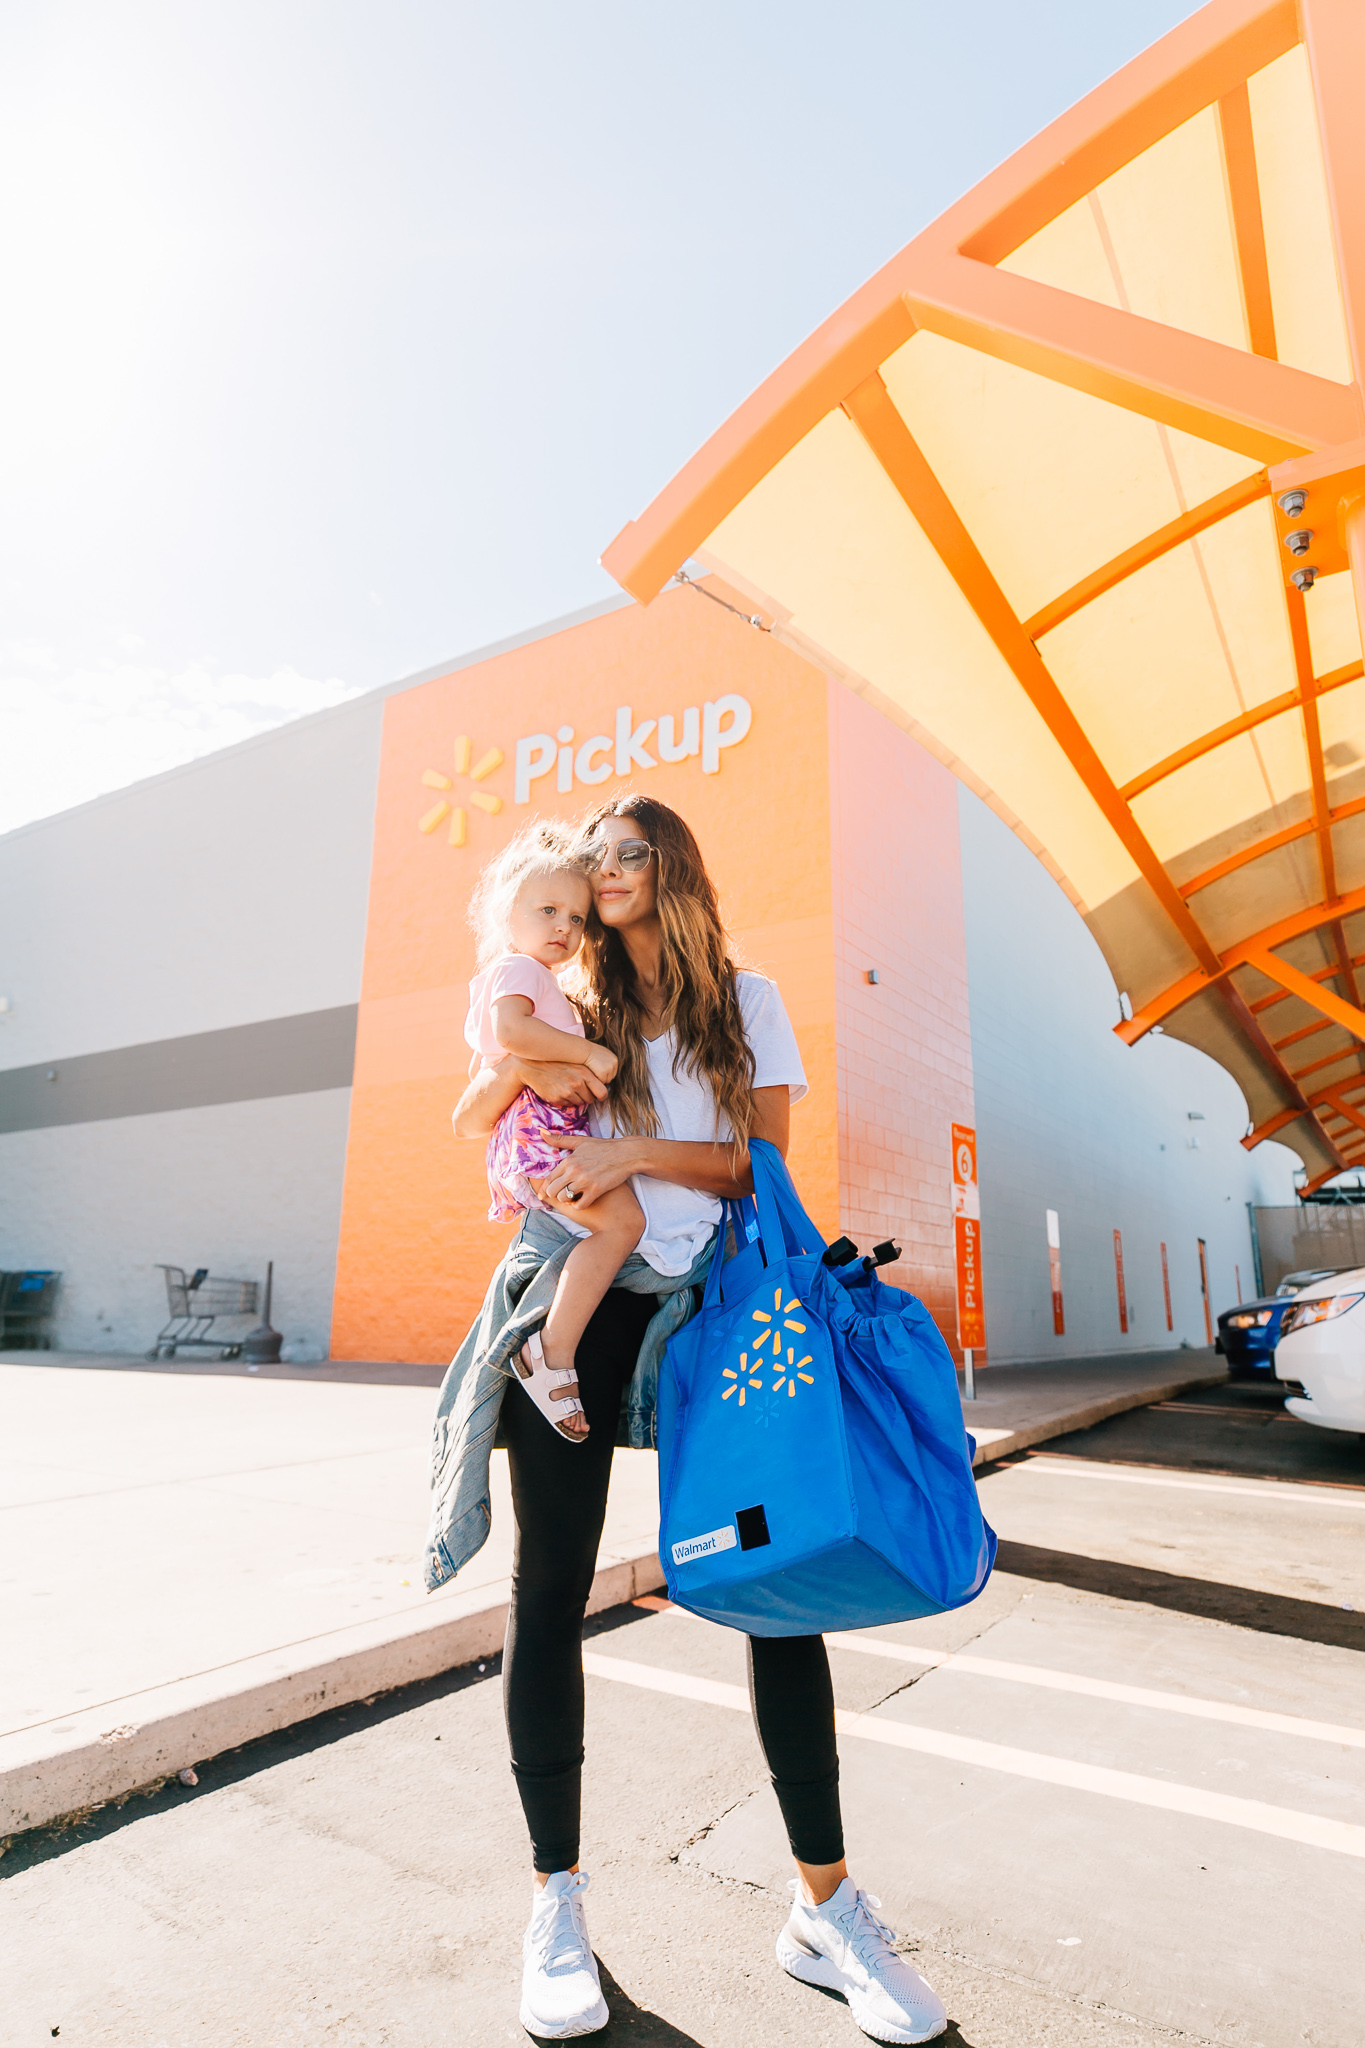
left=603, top=0, right=1365, bottom=1190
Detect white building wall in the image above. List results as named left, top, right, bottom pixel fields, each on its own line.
left=0, top=1091, right=352, bottom=1356
left=958, top=789, right=1299, bottom=1364
left=0, top=693, right=387, bottom=1063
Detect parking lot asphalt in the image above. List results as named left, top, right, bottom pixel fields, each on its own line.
left=1043, top=1375, right=1365, bottom=1489
left=3, top=1381, right=1362, bottom=2048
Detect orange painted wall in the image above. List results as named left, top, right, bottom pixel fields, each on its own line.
left=828, top=682, right=977, bottom=1362
left=331, top=589, right=838, bottom=1364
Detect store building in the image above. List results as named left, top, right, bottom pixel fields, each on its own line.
left=0, top=585, right=1296, bottom=1365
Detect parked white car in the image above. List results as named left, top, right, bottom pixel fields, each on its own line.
left=1276, top=1266, right=1365, bottom=1434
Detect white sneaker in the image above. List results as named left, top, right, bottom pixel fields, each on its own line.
left=519, top=1869, right=609, bottom=2039
left=777, top=1878, right=947, bottom=2043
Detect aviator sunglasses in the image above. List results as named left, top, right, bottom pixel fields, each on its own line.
left=577, top=835, right=655, bottom=873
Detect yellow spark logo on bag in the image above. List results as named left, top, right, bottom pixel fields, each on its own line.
left=720, top=1288, right=814, bottom=1406
left=417, top=735, right=505, bottom=848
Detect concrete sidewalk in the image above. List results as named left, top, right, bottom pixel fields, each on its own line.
left=958, top=1347, right=1226, bottom=1459
left=1, top=1343, right=1223, bottom=1840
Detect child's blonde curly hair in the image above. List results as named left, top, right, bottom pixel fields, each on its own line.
left=467, top=818, right=587, bottom=969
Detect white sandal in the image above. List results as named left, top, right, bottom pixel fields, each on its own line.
left=514, top=1329, right=588, bottom=1442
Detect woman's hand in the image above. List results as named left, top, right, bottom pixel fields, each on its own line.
left=452, top=1057, right=608, bottom=1139
left=536, top=1083, right=793, bottom=1203
left=523, top=1060, right=610, bottom=1109
left=539, top=1131, right=641, bottom=1209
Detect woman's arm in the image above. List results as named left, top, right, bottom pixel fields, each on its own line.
left=451, top=1055, right=609, bottom=1139
left=538, top=1085, right=791, bottom=1206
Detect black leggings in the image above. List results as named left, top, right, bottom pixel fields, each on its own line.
left=502, top=1288, right=844, bottom=1874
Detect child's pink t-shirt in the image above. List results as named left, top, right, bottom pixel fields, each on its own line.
left=464, top=953, right=584, bottom=1068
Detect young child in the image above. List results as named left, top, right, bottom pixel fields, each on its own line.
left=464, top=822, right=644, bottom=1442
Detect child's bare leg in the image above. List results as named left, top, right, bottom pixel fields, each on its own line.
left=528, top=1181, right=644, bottom=1395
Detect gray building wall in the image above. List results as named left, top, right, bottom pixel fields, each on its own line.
left=957, top=789, right=1299, bottom=1364
left=0, top=693, right=385, bottom=1355
left=2, top=1092, right=353, bottom=1355
left=0, top=697, right=386, bottom=1068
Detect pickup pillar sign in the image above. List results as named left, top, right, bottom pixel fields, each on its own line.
left=951, top=1123, right=986, bottom=1353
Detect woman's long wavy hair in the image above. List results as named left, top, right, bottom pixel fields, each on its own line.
left=570, top=794, right=754, bottom=1152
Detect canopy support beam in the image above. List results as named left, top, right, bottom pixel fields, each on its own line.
left=1022, top=473, right=1268, bottom=641
left=901, top=257, right=1359, bottom=466
left=1180, top=790, right=1365, bottom=903
left=1302, top=0, right=1365, bottom=392
left=1284, top=585, right=1339, bottom=907
left=1314, top=1087, right=1365, bottom=1137
left=1120, top=663, right=1361, bottom=805
left=842, top=371, right=1220, bottom=976
left=1242, top=948, right=1365, bottom=1042
left=1216, top=84, right=1278, bottom=360
left=1302, top=1164, right=1354, bottom=1195
left=1118, top=879, right=1365, bottom=1039
left=1254, top=947, right=1365, bottom=1014
left=1242, top=1107, right=1303, bottom=1148
left=1271, top=1017, right=1333, bottom=1054
left=1290, top=1043, right=1365, bottom=1084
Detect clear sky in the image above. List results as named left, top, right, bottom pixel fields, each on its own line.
left=1, top=0, right=1195, bottom=833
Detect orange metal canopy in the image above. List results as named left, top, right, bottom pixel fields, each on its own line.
left=602, top=0, right=1365, bottom=1190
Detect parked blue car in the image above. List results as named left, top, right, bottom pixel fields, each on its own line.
left=1216, top=1269, right=1343, bottom=1379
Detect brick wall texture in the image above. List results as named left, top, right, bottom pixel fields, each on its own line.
left=827, top=681, right=976, bottom=1359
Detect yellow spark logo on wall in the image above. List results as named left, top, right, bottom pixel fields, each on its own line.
left=417, top=736, right=505, bottom=847
left=720, top=1289, right=814, bottom=1406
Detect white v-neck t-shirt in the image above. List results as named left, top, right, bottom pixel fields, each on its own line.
left=590, top=970, right=807, bottom=1278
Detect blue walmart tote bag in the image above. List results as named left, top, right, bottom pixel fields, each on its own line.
left=657, top=1140, right=995, bottom=1636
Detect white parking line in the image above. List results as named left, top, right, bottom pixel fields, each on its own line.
left=581, top=1652, right=1365, bottom=1860
left=1002, top=1457, right=1365, bottom=1508
left=825, top=1633, right=1365, bottom=1746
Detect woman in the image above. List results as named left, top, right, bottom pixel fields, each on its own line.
left=446, top=795, right=947, bottom=2045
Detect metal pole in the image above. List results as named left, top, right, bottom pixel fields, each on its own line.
left=1246, top=1202, right=1265, bottom=1299
left=1344, top=494, right=1365, bottom=658
left=242, top=1259, right=283, bottom=1364
left=963, top=1347, right=975, bottom=1401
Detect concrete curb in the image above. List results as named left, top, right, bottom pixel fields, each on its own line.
left=967, top=1367, right=1228, bottom=1467
left=1, top=1551, right=665, bottom=1841
left=3, top=1367, right=1223, bottom=1841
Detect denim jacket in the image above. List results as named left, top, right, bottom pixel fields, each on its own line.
left=423, top=1204, right=716, bottom=1592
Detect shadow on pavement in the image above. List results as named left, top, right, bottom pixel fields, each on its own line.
left=717, top=1966, right=980, bottom=2048
left=0, top=1600, right=655, bottom=1879
left=994, top=1539, right=1365, bottom=1651
left=595, top=1959, right=708, bottom=2043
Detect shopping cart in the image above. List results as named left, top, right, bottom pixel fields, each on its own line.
left=148, top=1266, right=260, bottom=1360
